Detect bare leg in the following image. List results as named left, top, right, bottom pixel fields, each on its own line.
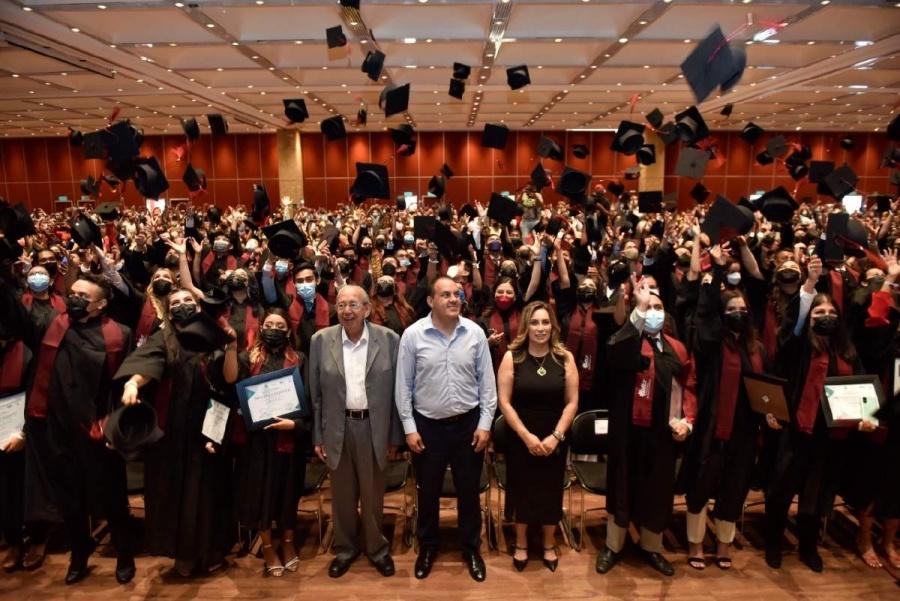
left=856, top=505, right=882, bottom=568
left=259, top=529, right=283, bottom=575
left=542, top=525, right=558, bottom=562
left=883, top=518, right=899, bottom=569
left=513, top=523, right=528, bottom=561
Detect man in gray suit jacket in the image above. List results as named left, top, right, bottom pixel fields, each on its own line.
left=310, top=285, right=402, bottom=578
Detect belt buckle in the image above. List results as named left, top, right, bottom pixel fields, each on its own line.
left=348, top=409, right=364, bottom=420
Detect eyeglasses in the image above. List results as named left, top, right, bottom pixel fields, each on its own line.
left=336, top=301, right=365, bottom=311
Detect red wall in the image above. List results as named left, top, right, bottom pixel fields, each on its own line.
left=0, top=130, right=893, bottom=213
left=0, top=133, right=279, bottom=213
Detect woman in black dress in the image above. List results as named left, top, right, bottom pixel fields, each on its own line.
left=234, top=308, right=308, bottom=577
left=497, top=301, right=579, bottom=572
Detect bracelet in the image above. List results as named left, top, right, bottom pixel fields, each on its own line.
left=428, top=259, right=440, bottom=264
left=552, top=430, right=565, bottom=442
left=124, top=381, right=139, bottom=389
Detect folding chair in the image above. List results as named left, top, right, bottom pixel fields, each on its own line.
left=382, top=456, right=414, bottom=547
left=298, top=459, right=329, bottom=553
left=568, top=410, right=610, bottom=551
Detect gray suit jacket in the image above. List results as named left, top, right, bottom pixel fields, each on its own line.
left=310, top=322, right=402, bottom=472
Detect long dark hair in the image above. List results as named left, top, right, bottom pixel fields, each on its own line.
left=249, top=307, right=299, bottom=366
left=482, top=276, right=521, bottom=319
left=807, top=293, right=857, bottom=362
left=720, top=289, right=760, bottom=356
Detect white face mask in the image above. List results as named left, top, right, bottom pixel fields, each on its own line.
left=644, top=308, right=665, bottom=334
left=726, top=272, right=742, bottom=287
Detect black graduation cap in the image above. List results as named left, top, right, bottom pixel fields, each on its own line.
left=351, top=162, right=390, bottom=200
left=702, top=195, right=754, bottom=243
left=134, top=156, right=170, bottom=199
left=674, top=147, right=710, bottom=179
left=680, top=25, right=746, bottom=103
left=638, top=191, right=663, bottom=214
left=0, top=203, right=34, bottom=242
left=882, top=146, right=900, bottom=168
left=434, top=221, right=467, bottom=260
left=482, top=123, right=509, bottom=149
left=182, top=163, right=207, bottom=192
left=870, top=193, right=892, bottom=214
left=674, top=105, right=709, bottom=143
left=646, top=108, right=664, bottom=129
left=356, top=108, right=367, bottom=126
left=572, top=144, right=589, bottom=159
left=656, top=122, right=680, bottom=146
left=182, top=117, right=200, bottom=141
left=758, top=186, right=797, bottom=223
left=440, top=163, right=454, bottom=179
left=339, top=0, right=359, bottom=6
left=70, top=212, right=102, bottom=247
left=623, top=166, right=641, bottom=180
left=207, top=114, right=229, bottom=135
left=787, top=161, right=809, bottom=181
left=102, top=174, right=120, bottom=190
left=262, top=219, right=308, bottom=259
left=321, top=115, right=347, bottom=141
left=741, top=122, right=764, bottom=144
left=537, top=136, right=564, bottom=161
left=720, top=103, right=734, bottom=118
left=453, top=62, right=471, bottom=80
left=176, top=311, right=234, bottom=353
left=80, top=175, right=101, bottom=197
left=413, top=215, right=437, bottom=240
left=808, top=160, right=835, bottom=185
left=546, top=216, right=566, bottom=237
left=103, top=402, right=164, bottom=461
left=382, top=83, right=410, bottom=117
left=283, top=98, right=309, bottom=124
left=636, top=144, right=656, bottom=166
left=106, top=119, right=142, bottom=162
left=530, top=163, right=551, bottom=191
left=82, top=130, right=109, bottom=159
left=888, top=113, right=900, bottom=141
left=487, top=193, right=517, bottom=224
left=390, top=124, right=415, bottom=147
left=326, top=25, right=348, bottom=49
left=361, top=50, right=386, bottom=81
left=449, top=78, right=465, bottom=99
left=821, top=164, right=858, bottom=200
left=756, top=150, right=774, bottom=166
left=690, top=182, right=710, bottom=203
left=840, top=136, right=854, bottom=151
left=506, top=65, right=530, bottom=90
left=95, top=202, right=121, bottom=222
left=252, top=183, right=270, bottom=223
left=558, top=167, right=590, bottom=200
left=428, top=175, right=446, bottom=199
left=610, top=121, right=645, bottom=155
left=606, top=181, right=624, bottom=197
left=68, top=128, right=83, bottom=147
left=765, top=135, right=789, bottom=159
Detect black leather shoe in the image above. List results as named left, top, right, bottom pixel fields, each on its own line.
left=641, top=550, right=675, bottom=576
left=595, top=547, right=619, bottom=574
left=799, top=549, right=823, bottom=573
left=328, top=553, right=359, bottom=578
left=64, top=559, right=90, bottom=585
left=414, top=547, right=437, bottom=579
left=115, top=558, right=136, bottom=584
left=462, top=550, right=486, bottom=582
left=512, top=546, right=528, bottom=572
left=371, top=554, right=395, bottom=577
left=764, top=545, right=782, bottom=569
left=543, top=546, right=559, bottom=572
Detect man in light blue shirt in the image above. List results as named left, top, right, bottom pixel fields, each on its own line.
left=395, top=276, right=497, bottom=582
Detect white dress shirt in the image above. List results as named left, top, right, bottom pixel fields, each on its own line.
left=342, top=323, right=369, bottom=410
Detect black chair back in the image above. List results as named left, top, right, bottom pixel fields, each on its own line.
left=569, top=409, right=610, bottom=456
left=492, top=414, right=508, bottom=455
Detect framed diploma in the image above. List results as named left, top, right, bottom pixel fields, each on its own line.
left=821, top=375, right=884, bottom=428
left=0, top=392, right=26, bottom=443
left=236, top=366, right=308, bottom=431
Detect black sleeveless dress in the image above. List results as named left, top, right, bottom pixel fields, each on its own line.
left=505, top=352, right=568, bottom=525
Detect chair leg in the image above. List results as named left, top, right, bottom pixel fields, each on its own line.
left=576, top=487, right=585, bottom=552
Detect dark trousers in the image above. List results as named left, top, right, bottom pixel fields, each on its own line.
left=413, top=408, right=483, bottom=552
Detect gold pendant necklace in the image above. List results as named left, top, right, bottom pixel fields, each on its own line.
left=534, top=353, right=548, bottom=377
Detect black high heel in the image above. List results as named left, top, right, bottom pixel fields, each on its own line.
left=512, top=545, right=528, bottom=572
left=543, top=546, right=559, bottom=572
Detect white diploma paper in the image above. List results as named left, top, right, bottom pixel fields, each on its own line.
left=201, top=399, right=230, bottom=444
left=0, top=392, right=26, bottom=444
left=245, top=375, right=301, bottom=424
left=823, top=383, right=879, bottom=422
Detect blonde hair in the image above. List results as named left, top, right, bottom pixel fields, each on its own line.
left=507, top=301, right=568, bottom=366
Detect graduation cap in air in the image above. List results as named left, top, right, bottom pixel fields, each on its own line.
left=674, top=106, right=709, bottom=143
left=453, top=62, right=471, bottom=80
left=656, top=122, right=680, bottom=146
left=107, top=119, right=142, bottom=160
left=840, top=136, right=854, bottom=151
left=821, top=164, right=858, bottom=200
left=870, top=193, right=892, bottom=214
left=482, top=123, right=509, bottom=149
left=572, top=144, right=589, bottom=159
left=702, top=195, right=754, bottom=243
left=176, top=311, right=235, bottom=353
left=413, top=215, right=437, bottom=240
left=610, top=121, right=645, bottom=155
left=103, top=402, right=164, bottom=461
left=741, top=122, right=764, bottom=144
left=339, top=0, right=359, bottom=6
left=758, top=186, right=797, bottom=223
left=356, top=107, right=367, bottom=126
left=558, top=167, right=590, bottom=200
left=321, top=115, right=347, bottom=141
left=506, top=65, right=530, bottom=90
left=391, top=124, right=415, bottom=147
left=68, top=128, right=83, bottom=147
left=720, top=103, right=734, bottom=118
left=546, top=215, right=567, bottom=238
left=182, top=164, right=207, bottom=192
left=441, top=163, right=454, bottom=179
left=0, top=203, right=35, bottom=244
left=134, top=156, right=169, bottom=199
left=674, top=147, right=710, bottom=179
left=80, top=175, right=101, bottom=197
left=756, top=150, right=774, bottom=166
left=69, top=212, right=102, bottom=247
left=690, top=182, right=710, bottom=204
left=434, top=221, right=467, bottom=261
left=252, top=183, right=270, bottom=223
left=181, top=117, right=200, bottom=141
left=882, top=147, right=900, bottom=169
left=326, top=25, right=348, bottom=50
left=487, top=193, right=518, bottom=225
left=888, top=113, right=900, bottom=141
left=207, top=114, right=228, bottom=136
left=646, top=108, right=664, bottom=130
left=351, top=162, right=390, bottom=200
left=428, top=175, right=446, bottom=199
left=262, top=219, right=308, bottom=259
left=530, top=163, right=551, bottom=191
left=809, top=160, right=834, bottom=185
left=623, top=166, right=641, bottom=180
left=283, top=99, right=309, bottom=124
left=361, top=50, right=386, bottom=81
left=82, top=130, right=110, bottom=160
left=606, top=180, right=625, bottom=197
left=636, top=144, right=656, bottom=166
left=680, top=25, right=746, bottom=103
left=449, top=79, right=465, bottom=99
left=537, top=136, right=564, bottom=161
left=381, top=83, right=410, bottom=118
left=766, top=135, right=789, bottom=159
left=787, top=160, right=809, bottom=181
left=95, top=202, right=121, bottom=222
left=638, top=191, right=663, bottom=214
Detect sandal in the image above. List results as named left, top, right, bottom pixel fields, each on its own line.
left=688, top=556, right=706, bottom=570
left=261, top=544, right=284, bottom=578
left=715, top=556, right=732, bottom=570
left=282, top=537, right=299, bottom=572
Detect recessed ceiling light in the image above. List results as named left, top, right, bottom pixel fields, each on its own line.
left=97, top=4, right=107, bottom=8
left=206, top=23, right=215, bottom=28
left=216, top=67, right=223, bottom=71
left=11, top=74, right=18, bottom=78
left=821, top=0, right=830, bottom=5
left=554, top=38, right=562, bottom=43
left=23, top=6, right=32, bottom=11
left=71, top=27, right=80, bottom=32
left=403, top=37, right=417, bottom=44
left=256, top=0, right=264, bottom=4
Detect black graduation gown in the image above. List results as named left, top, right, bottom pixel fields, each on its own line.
left=0, top=342, right=32, bottom=539
left=606, top=321, right=686, bottom=533
left=233, top=351, right=308, bottom=531
left=114, top=329, right=234, bottom=568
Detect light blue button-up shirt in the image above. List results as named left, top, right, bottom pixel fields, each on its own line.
left=395, top=313, right=497, bottom=434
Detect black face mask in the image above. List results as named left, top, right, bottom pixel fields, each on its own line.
left=576, top=289, right=596, bottom=304
left=170, top=303, right=198, bottom=325
left=867, top=277, right=885, bottom=291
left=500, top=268, right=518, bottom=279
left=376, top=282, right=395, bottom=298
left=228, top=275, right=248, bottom=290
left=260, top=328, right=288, bottom=349
left=776, top=270, right=801, bottom=284
left=152, top=279, right=173, bottom=297
left=677, top=255, right=692, bottom=267
left=66, top=295, right=91, bottom=320
left=382, top=264, right=397, bottom=277
left=812, top=315, right=838, bottom=336
left=164, top=256, right=180, bottom=270
left=321, top=270, right=335, bottom=281
left=41, top=261, right=58, bottom=277
left=359, top=247, right=372, bottom=257
left=510, top=238, right=523, bottom=249
left=723, top=311, right=748, bottom=334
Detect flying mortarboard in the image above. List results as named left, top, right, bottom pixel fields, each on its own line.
left=207, top=114, right=229, bottom=136
left=690, top=182, right=710, bottom=203
left=413, top=215, right=436, bottom=240
left=740, top=122, right=764, bottom=144
left=506, top=65, right=531, bottom=90
left=674, top=105, right=709, bottom=143
left=320, top=115, right=347, bottom=141
left=610, top=121, right=645, bottom=155
left=765, top=135, right=789, bottom=159
left=427, top=175, right=446, bottom=199
left=133, top=156, right=170, bottom=199
left=80, top=175, right=101, bottom=197
left=481, top=123, right=509, bottom=149
left=175, top=311, right=235, bottom=353
left=351, top=162, right=390, bottom=200
left=636, top=144, right=656, bottom=166
left=537, top=136, right=564, bottom=161
left=82, top=130, right=109, bottom=160
left=821, top=164, right=858, bottom=200
left=674, top=147, right=710, bottom=179
left=572, top=144, right=590, bottom=159
left=646, top=108, right=664, bottom=129
left=756, top=150, right=774, bottom=166
left=252, top=183, right=270, bottom=223
left=758, top=186, right=798, bottom=223
left=95, top=201, right=121, bottom=222
left=452, top=62, right=471, bottom=80
left=262, top=219, right=308, bottom=259
left=488, top=193, right=518, bottom=225
left=720, top=103, right=734, bottom=118
left=339, top=0, right=359, bottom=7
left=381, top=83, right=410, bottom=117
left=680, top=25, right=747, bottom=103
left=283, top=99, right=309, bottom=124
left=69, top=128, right=83, bottom=147
left=449, top=78, right=465, bottom=99
left=809, top=160, right=834, bottom=184
left=840, top=136, right=854, bottom=151
left=530, top=163, right=551, bottom=191
left=441, top=163, right=454, bottom=179
left=558, top=167, right=591, bottom=200
left=182, top=163, right=207, bottom=192
left=638, top=191, right=663, bottom=214
left=326, top=25, right=348, bottom=50
left=181, top=117, right=200, bottom=141
left=390, top=124, right=415, bottom=147
left=361, top=50, right=386, bottom=81
left=69, top=212, right=102, bottom=247
left=702, top=195, right=754, bottom=243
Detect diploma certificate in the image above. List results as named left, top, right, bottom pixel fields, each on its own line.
left=236, top=367, right=308, bottom=431
left=821, top=376, right=884, bottom=427
left=0, top=392, right=26, bottom=444
left=201, top=399, right=230, bottom=445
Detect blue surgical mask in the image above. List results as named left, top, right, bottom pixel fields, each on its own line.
left=403, top=234, right=415, bottom=245
left=275, top=260, right=290, bottom=277
left=399, top=258, right=411, bottom=268
left=27, top=272, right=51, bottom=293
left=213, top=240, right=229, bottom=253
left=644, top=308, right=665, bottom=334
left=296, top=282, right=316, bottom=302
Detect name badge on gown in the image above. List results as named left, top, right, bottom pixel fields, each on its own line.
left=202, top=399, right=230, bottom=445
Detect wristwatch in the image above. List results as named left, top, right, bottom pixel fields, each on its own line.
left=552, top=430, right=565, bottom=442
